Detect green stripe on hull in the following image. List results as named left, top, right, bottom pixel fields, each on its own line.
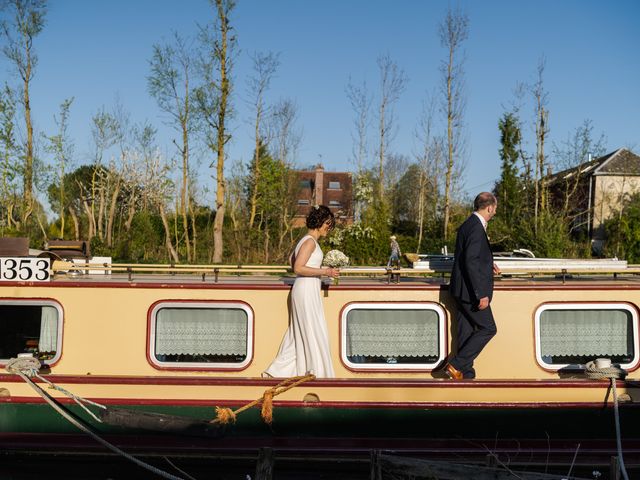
left=0, top=403, right=635, bottom=440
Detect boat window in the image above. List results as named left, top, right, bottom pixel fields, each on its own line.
left=535, top=303, right=639, bottom=370
left=0, top=300, right=63, bottom=365
left=341, top=302, right=446, bottom=370
left=149, top=302, right=253, bottom=370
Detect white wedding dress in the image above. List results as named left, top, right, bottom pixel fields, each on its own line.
left=264, top=235, right=335, bottom=378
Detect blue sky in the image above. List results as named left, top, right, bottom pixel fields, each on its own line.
left=3, top=0, right=639, bottom=203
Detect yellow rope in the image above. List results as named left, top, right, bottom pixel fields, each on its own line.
left=211, top=373, right=316, bottom=426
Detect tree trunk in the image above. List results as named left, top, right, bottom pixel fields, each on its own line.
left=212, top=0, right=231, bottom=264
left=98, top=184, right=106, bottom=240
left=124, top=191, right=136, bottom=233
left=69, top=206, right=80, bottom=241
left=79, top=187, right=95, bottom=241
left=443, top=46, right=454, bottom=243
left=22, top=50, right=34, bottom=225
left=248, top=116, right=262, bottom=229
left=159, top=203, right=179, bottom=263
left=416, top=171, right=426, bottom=254
left=190, top=201, right=197, bottom=263
left=181, top=109, right=191, bottom=263
left=59, top=181, right=65, bottom=238
left=106, top=176, right=121, bottom=248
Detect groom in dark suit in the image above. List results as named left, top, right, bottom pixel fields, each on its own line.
left=446, top=192, right=500, bottom=380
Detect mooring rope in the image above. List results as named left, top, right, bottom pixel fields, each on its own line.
left=584, top=361, right=630, bottom=480
left=5, top=357, right=186, bottom=480
left=211, top=373, right=316, bottom=425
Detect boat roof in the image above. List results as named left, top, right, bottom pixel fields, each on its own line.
left=40, top=270, right=640, bottom=288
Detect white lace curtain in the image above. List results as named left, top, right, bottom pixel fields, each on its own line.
left=155, top=308, right=247, bottom=356
left=346, top=309, right=439, bottom=357
left=38, top=306, right=58, bottom=352
left=540, top=309, right=632, bottom=357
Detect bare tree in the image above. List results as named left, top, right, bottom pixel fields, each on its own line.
left=44, top=97, right=74, bottom=238
left=225, top=162, right=247, bottom=263
left=104, top=102, right=130, bottom=248
left=376, top=54, right=407, bottom=203
left=414, top=96, right=440, bottom=253
left=346, top=78, right=372, bottom=175
left=118, top=122, right=159, bottom=240
left=132, top=121, right=158, bottom=212
left=346, top=78, right=373, bottom=223
left=90, top=106, right=119, bottom=241
left=439, top=6, right=469, bottom=241
left=247, top=51, right=279, bottom=229
left=552, top=119, right=606, bottom=223
left=148, top=32, right=195, bottom=262
left=532, top=57, right=549, bottom=231
left=145, top=150, right=179, bottom=263
left=270, top=98, right=302, bottom=255
left=0, top=84, right=18, bottom=231
left=1, top=0, right=46, bottom=224
left=271, top=99, right=301, bottom=168
left=194, top=0, right=236, bottom=263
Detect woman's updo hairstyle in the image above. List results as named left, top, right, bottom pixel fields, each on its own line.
left=306, top=205, right=335, bottom=230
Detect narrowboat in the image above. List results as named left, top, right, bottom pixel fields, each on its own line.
left=1, top=251, right=639, bottom=474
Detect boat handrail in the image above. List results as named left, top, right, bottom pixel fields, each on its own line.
left=49, top=260, right=640, bottom=284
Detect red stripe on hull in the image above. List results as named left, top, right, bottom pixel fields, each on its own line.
left=2, top=395, right=639, bottom=410
left=0, top=374, right=630, bottom=388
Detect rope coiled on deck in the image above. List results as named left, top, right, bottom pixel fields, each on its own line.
left=584, top=361, right=627, bottom=381
left=5, top=356, right=186, bottom=480
left=5, top=356, right=41, bottom=377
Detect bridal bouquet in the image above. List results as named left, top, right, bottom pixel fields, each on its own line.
left=323, top=249, right=350, bottom=268
left=323, top=249, right=349, bottom=285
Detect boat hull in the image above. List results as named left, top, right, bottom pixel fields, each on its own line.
left=2, top=398, right=639, bottom=446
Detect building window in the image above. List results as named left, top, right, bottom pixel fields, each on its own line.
left=341, top=302, right=446, bottom=370
left=535, top=303, right=639, bottom=370
left=149, top=302, right=253, bottom=369
left=0, top=300, right=62, bottom=364
left=329, top=200, right=342, bottom=208
left=297, top=199, right=310, bottom=205
left=299, top=180, right=312, bottom=189
left=328, top=181, right=341, bottom=189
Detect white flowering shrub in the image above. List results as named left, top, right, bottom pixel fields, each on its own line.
left=353, top=177, right=373, bottom=203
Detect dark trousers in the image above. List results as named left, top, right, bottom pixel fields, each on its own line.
left=449, top=299, right=497, bottom=379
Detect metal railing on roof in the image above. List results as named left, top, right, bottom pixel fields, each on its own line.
left=50, top=257, right=640, bottom=284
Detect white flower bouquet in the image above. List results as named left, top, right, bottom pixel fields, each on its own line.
left=323, top=249, right=349, bottom=285
left=323, top=249, right=350, bottom=268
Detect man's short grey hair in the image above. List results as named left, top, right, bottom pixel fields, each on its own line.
left=473, top=192, right=497, bottom=211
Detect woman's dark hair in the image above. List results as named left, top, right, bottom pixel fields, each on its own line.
left=306, top=205, right=335, bottom=230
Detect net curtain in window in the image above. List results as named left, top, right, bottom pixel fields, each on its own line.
left=346, top=309, right=439, bottom=358
left=155, top=308, right=248, bottom=356
left=38, top=306, right=58, bottom=352
left=539, top=309, right=632, bottom=357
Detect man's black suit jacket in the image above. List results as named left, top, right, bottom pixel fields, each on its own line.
left=449, top=214, right=494, bottom=304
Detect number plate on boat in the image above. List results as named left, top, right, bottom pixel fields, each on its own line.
left=0, top=257, right=51, bottom=282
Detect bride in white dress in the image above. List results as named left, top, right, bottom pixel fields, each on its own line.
left=264, top=205, right=340, bottom=378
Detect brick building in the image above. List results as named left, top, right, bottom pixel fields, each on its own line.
left=293, top=165, right=353, bottom=227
